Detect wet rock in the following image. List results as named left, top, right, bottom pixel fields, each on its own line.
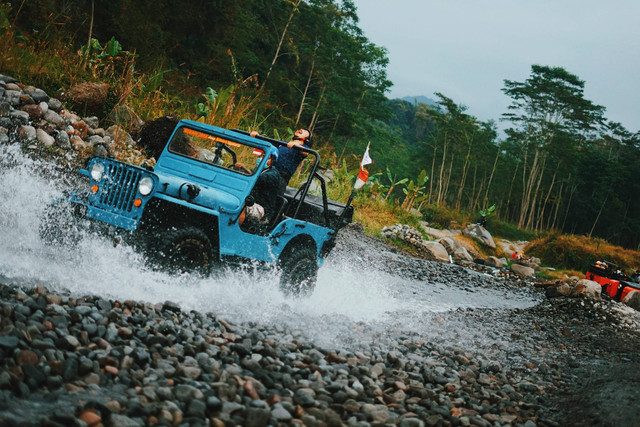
left=0, top=336, right=20, bottom=350
left=511, top=263, right=535, bottom=277
left=37, top=128, right=55, bottom=147
left=42, top=110, right=66, bottom=129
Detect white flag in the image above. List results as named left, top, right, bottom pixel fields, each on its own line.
left=361, top=143, right=372, bottom=168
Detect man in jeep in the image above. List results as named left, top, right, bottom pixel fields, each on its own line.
left=251, top=128, right=313, bottom=184
left=239, top=151, right=286, bottom=227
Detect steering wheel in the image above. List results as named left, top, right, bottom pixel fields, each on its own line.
left=231, top=163, right=252, bottom=175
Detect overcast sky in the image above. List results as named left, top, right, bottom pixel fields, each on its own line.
left=351, top=0, right=639, bottom=133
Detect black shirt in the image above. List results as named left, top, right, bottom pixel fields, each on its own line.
left=251, top=166, right=286, bottom=221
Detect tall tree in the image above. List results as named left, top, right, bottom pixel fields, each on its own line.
left=502, top=65, right=605, bottom=229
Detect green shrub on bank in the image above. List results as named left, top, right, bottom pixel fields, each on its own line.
left=421, top=204, right=470, bottom=229
left=488, top=218, right=540, bottom=242
left=526, top=232, right=640, bottom=273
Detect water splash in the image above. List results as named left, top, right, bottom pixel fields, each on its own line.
left=0, top=142, right=540, bottom=348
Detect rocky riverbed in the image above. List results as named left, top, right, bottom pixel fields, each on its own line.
left=1, top=225, right=640, bottom=427
left=2, top=73, right=640, bottom=426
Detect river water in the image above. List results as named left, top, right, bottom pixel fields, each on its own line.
left=0, top=142, right=540, bottom=349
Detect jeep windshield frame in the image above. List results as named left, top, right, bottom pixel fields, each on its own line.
left=231, top=129, right=334, bottom=227
left=167, top=125, right=268, bottom=176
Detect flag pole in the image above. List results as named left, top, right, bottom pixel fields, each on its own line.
left=339, top=142, right=372, bottom=225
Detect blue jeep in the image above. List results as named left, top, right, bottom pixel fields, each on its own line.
left=46, top=120, right=353, bottom=294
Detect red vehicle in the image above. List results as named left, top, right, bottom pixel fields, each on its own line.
left=585, top=261, right=640, bottom=301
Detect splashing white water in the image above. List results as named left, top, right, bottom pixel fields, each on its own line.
left=0, top=142, right=539, bottom=347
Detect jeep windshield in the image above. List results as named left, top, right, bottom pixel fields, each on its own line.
left=168, top=126, right=266, bottom=175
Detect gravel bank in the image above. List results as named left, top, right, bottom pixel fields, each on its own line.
left=1, top=226, right=640, bottom=427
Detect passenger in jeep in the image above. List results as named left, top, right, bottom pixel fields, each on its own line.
left=239, top=152, right=286, bottom=228
left=251, top=128, right=313, bottom=184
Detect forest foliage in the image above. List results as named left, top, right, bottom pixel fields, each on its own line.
left=2, top=0, right=640, bottom=250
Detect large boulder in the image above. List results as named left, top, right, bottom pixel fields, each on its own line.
left=623, top=290, right=640, bottom=311
left=438, top=237, right=458, bottom=254
left=510, top=263, right=535, bottom=277
left=462, top=224, right=496, bottom=249
left=452, top=247, right=474, bottom=264
left=485, top=256, right=504, bottom=268
left=422, top=241, right=450, bottom=262
left=572, top=279, right=602, bottom=300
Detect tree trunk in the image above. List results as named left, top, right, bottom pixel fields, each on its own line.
left=308, top=84, right=326, bottom=131
left=536, top=163, right=557, bottom=231
left=506, top=163, right=519, bottom=222
left=483, top=148, right=500, bottom=209
left=588, top=192, right=610, bottom=238
left=561, top=181, right=578, bottom=230
left=324, top=114, right=340, bottom=147
left=436, top=131, right=448, bottom=205
left=83, top=0, right=95, bottom=69
left=428, top=145, right=437, bottom=204
left=338, top=90, right=367, bottom=163
left=518, top=150, right=540, bottom=228
left=549, top=181, right=564, bottom=230
left=261, top=0, right=302, bottom=90
left=295, top=47, right=317, bottom=125
left=455, top=143, right=472, bottom=210
left=525, top=155, right=546, bottom=230
left=469, top=162, right=477, bottom=210
left=442, top=155, right=454, bottom=206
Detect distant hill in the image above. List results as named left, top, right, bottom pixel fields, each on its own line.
left=400, top=95, right=438, bottom=106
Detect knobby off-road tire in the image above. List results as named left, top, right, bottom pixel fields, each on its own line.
left=154, top=227, right=213, bottom=275
left=278, top=245, right=318, bottom=296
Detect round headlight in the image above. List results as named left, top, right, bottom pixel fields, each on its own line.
left=90, top=162, right=105, bottom=181
left=138, top=177, right=154, bottom=196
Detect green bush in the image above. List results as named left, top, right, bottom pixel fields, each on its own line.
left=421, top=204, right=469, bottom=229
left=488, top=218, right=541, bottom=241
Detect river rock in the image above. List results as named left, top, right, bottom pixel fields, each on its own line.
left=438, top=237, right=458, bottom=254
left=510, top=263, right=535, bottom=277
left=36, top=128, right=55, bottom=147
left=462, top=224, right=496, bottom=248
left=452, top=247, right=474, bottom=264
left=622, top=290, right=640, bottom=311
left=485, top=256, right=504, bottom=268
left=572, top=279, right=602, bottom=300
left=422, top=241, right=450, bottom=262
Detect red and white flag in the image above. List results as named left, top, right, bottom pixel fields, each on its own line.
left=354, top=143, right=372, bottom=189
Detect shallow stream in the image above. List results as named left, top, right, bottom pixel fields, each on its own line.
left=0, top=142, right=540, bottom=349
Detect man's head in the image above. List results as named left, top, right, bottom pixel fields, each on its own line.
left=293, top=128, right=313, bottom=147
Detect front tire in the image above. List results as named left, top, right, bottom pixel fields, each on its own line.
left=154, top=227, right=213, bottom=275
left=278, top=245, right=318, bottom=296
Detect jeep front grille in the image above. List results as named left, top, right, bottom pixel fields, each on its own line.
left=94, top=163, right=142, bottom=214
